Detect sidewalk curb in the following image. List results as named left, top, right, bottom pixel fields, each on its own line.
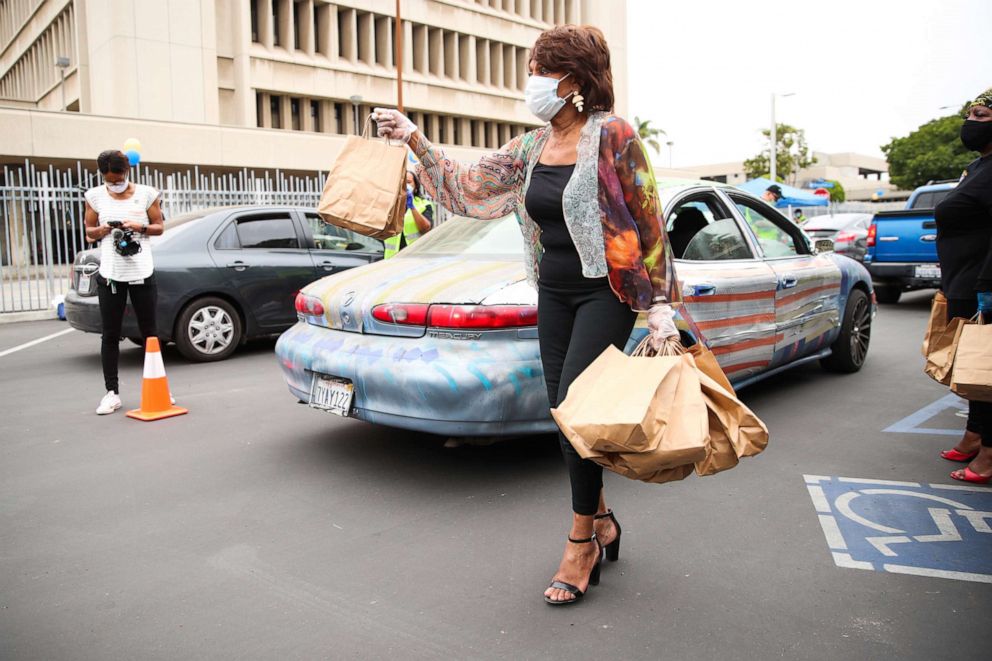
left=0, top=310, right=60, bottom=324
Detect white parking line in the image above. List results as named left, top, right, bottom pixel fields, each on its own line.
left=0, top=328, right=75, bottom=358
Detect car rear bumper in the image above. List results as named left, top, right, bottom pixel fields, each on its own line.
left=866, top=262, right=940, bottom=289
left=65, top=288, right=144, bottom=337
left=275, top=321, right=556, bottom=436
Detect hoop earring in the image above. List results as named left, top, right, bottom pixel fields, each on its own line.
left=572, top=93, right=585, bottom=113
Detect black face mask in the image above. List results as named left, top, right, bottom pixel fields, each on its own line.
left=960, top=119, right=992, bottom=152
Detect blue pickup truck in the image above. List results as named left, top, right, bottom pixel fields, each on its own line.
left=864, top=181, right=957, bottom=303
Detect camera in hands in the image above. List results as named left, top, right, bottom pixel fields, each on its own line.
left=107, top=221, right=142, bottom=257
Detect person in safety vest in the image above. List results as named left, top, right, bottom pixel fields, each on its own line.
left=793, top=209, right=808, bottom=225
left=384, top=171, right=433, bottom=258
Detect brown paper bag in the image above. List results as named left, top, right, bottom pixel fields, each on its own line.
left=922, top=291, right=948, bottom=358
left=551, top=347, right=708, bottom=484
left=318, top=132, right=407, bottom=240
left=922, top=291, right=965, bottom=385
left=693, top=370, right=769, bottom=476
left=950, top=315, right=992, bottom=402
left=689, top=342, right=735, bottom=395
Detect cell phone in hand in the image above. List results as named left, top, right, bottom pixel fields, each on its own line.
left=107, top=220, right=123, bottom=228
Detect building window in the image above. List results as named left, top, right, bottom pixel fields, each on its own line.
left=270, top=95, right=282, bottom=128
left=256, top=93, right=265, bottom=127
left=250, top=0, right=259, bottom=42
left=311, top=100, right=321, bottom=132
left=290, top=97, right=301, bottom=130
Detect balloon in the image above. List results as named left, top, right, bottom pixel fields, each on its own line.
left=123, top=138, right=142, bottom=153
left=125, top=149, right=141, bottom=166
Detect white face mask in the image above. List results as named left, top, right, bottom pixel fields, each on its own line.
left=106, top=177, right=128, bottom=194
left=525, top=72, right=572, bottom=122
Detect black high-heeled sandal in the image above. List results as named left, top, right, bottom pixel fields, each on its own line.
left=594, top=510, right=622, bottom=562
left=544, top=534, right=602, bottom=606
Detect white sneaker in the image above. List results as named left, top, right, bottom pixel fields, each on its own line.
left=96, top=391, right=122, bottom=415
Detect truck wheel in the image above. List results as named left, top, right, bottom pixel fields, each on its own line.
left=175, top=297, right=242, bottom=362
left=874, top=284, right=901, bottom=304
left=822, top=289, right=871, bottom=373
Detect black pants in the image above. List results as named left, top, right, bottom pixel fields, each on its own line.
left=97, top=275, right=158, bottom=393
left=538, top=281, right=638, bottom=515
left=947, top=297, right=992, bottom=447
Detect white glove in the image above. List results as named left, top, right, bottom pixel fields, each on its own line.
left=373, top=107, right=418, bottom=143
left=647, top=303, right=679, bottom=350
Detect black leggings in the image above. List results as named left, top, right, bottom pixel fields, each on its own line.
left=947, top=297, right=992, bottom=447
left=538, top=281, right=638, bottom=515
left=97, top=275, right=158, bottom=393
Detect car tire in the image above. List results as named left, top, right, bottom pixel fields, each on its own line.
left=175, top=296, right=242, bottom=362
left=126, top=337, right=145, bottom=347
left=821, top=289, right=871, bottom=373
left=874, top=284, right=901, bottom=304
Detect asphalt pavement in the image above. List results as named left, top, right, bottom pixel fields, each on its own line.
left=1, top=290, right=990, bottom=660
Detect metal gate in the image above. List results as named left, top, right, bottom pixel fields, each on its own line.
left=0, top=160, right=327, bottom=313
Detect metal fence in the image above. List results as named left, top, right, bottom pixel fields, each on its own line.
left=0, top=160, right=327, bottom=313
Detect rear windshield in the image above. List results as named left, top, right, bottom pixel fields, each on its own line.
left=396, top=214, right=523, bottom=257
left=150, top=211, right=205, bottom=247
left=909, top=189, right=953, bottom=209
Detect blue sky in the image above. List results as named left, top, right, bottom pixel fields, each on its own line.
left=626, top=0, right=991, bottom=166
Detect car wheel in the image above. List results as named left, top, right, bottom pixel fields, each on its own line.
left=874, top=284, right=901, bottom=304
left=126, top=337, right=145, bottom=347
left=821, top=289, right=871, bottom=373
left=175, top=297, right=242, bottom=362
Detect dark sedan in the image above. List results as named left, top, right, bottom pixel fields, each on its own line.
left=801, top=213, right=872, bottom=262
left=66, top=206, right=383, bottom=361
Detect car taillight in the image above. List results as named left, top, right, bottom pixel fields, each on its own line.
left=428, top=304, right=538, bottom=329
left=866, top=223, right=877, bottom=247
left=371, top=303, right=429, bottom=325
left=295, top=293, right=325, bottom=316
left=835, top=231, right=857, bottom=242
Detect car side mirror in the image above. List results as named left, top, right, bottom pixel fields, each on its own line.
left=814, top=238, right=835, bottom=253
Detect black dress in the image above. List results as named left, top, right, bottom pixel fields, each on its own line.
left=934, top=153, right=992, bottom=448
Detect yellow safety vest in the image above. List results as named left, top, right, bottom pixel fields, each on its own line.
left=384, top=196, right=430, bottom=259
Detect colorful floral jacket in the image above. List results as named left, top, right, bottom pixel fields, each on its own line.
left=413, top=111, right=680, bottom=311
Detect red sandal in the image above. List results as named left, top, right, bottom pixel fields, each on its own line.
left=950, top=467, right=992, bottom=485
left=941, top=448, right=980, bottom=462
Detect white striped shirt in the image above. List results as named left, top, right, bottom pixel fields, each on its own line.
left=85, top=184, right=158, bottom=282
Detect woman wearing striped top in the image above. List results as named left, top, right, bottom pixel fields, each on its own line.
left=83, top=150, right=164, bottom=415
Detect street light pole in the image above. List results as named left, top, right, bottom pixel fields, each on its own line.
left=349, top=94, right=363, bottom=134
left=55, top=56, right=70, bottom=111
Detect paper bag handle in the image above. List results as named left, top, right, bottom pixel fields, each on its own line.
left=363, top=113, right=402, bottom=147
left=631, top=336, right=686, bottom=358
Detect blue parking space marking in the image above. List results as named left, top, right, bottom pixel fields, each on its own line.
left=883, top=393, right=967, bottom=436
left=804, top=475, right=992, bottom=584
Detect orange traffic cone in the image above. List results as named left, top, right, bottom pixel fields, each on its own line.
left=126, top=337, right=188, bottom=421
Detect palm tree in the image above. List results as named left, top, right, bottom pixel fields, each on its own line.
left=633, top=116, right=666, bottom=155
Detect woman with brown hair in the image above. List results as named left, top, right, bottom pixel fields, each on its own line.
left=375, top=25, right=683, bottom=605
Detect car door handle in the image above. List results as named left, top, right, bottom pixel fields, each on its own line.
left=691, top=283, right=717, bottom=296
left=780, top=276, right=798, bottom=289
left=226, top=261, right=250, bottom=271
left=318, top=260, right=338, bottom=271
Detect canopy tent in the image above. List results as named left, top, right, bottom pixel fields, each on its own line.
left=737, top=177, right=828, bottom=208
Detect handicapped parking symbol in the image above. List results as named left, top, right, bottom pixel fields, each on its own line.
left=804, top=475, right=992, bottom=583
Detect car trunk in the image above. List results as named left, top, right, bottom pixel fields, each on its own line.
left=304, top=255, right=529, bottom=337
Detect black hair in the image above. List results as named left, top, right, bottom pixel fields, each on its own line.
left=407, top=171, right=423, bottom=196
left=97, top=150, right=129, bottom=175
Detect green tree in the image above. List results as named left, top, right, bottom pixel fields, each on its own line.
left=743, top=123, right=817, bottom=184
left=825, top=179, right=846, bottom=203
left=881, top=109, right=972, bottom=190
left=633, top=116, right=666, bottom=155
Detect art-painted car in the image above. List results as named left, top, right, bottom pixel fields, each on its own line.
left=275, top=183, right=876, bottom=436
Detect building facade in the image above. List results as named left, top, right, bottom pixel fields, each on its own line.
left=675, top=151, right=903, bottom=202
left=0, top=0, right=629, bottom=171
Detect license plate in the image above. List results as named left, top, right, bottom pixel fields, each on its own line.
left=309, top=374, right=354, bottom=416
left=77, top=273, right=91, bottom=292
left=915, top=265, right=941, bottom=279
